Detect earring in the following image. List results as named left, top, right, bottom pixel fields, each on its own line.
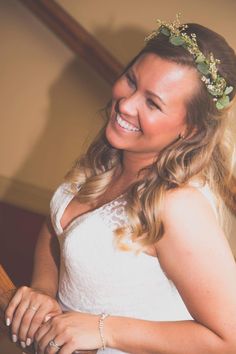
left=178, top=133, right=184, bottom=139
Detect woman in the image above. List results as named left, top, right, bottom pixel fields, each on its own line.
left=5, top=16, right=236, bottom=354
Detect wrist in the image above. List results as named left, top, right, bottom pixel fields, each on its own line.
left=98, top=313, right=110, bottom=350
left=103, top=315, right=116, bottom=349
left=30, top=284, right=57, bottom=298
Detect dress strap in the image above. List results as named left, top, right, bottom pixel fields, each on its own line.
left=50, top=182, right=74, bottom=235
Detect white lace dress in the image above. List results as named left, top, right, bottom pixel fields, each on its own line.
left=50, top=181, right=217, bottom=354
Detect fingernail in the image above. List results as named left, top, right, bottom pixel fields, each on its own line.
left=20, top=341, right=26, bottom=348
left=26, top=338, right=31, bottom=346
left=12, top=334, right=17, bottom=342
left=44, top=314, right=51, bottom=322
left=6, top=318, right=11, bottom=326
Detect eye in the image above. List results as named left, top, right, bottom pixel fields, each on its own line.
left=125, top=72, right=136, bottom=88
left=146, top=98, right=160, bottom=110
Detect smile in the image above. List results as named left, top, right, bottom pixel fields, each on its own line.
left=116, top=114, right=140, bottom=132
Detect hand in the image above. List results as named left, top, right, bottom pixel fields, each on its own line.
left=34, top=311, right=101, bottom=354
left=5, top=286, right=62, bottom=348
left=73, top=351, right=98, bottom=354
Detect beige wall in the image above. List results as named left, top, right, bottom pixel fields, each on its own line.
left=0, top=1, right=235, bottom=248
left=57, top=0, right=236, bottom=64
left=0, top=1, right=110, bottom=188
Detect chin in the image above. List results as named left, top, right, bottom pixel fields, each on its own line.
left=105, top=125, right=124, bottom=150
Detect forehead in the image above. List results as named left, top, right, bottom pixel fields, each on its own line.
left=131, top=53, right=199, bottom=109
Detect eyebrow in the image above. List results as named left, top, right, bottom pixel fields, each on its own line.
left=145, top=90, right=166, bottom=106
left=129, top=68, right=166, bottom=106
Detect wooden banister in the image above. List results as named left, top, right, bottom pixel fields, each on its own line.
left=18, top=0, right=123, bottom=85
left=0, top=265, right=16, bottom=315
left=0, top=265, right=15, bottom=294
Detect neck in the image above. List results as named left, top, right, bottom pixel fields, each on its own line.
left=107, top=151, right=156, bottom=197
left=118, top=151, right=156, bottom=181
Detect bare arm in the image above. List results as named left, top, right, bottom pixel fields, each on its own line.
left=104, top=187, right=236, bottom=354
left=30, top=216, right=60, bottom=297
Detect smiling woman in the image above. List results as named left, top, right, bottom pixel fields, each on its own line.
left=5, top=16, right=236, bottom=354
left=106, top=54, right=198, bottom=156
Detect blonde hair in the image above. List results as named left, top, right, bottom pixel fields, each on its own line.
left=65, top=23, right=236, bottom=251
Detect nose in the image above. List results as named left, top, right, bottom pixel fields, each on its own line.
left=116, top=93, right=139, bottom=117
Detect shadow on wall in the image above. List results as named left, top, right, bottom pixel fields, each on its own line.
left=2, top=16, right=148, bottom=205
left=1, top=55, right=110, bottom=284
left=4, top=58, right=108, bottom=198
left=94, top=23, right=147, bottom=65
left=3, top=24, right=147, bottom=200
left=1, top=16, right=147, bottom=284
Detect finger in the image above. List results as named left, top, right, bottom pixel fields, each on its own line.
left=38, top=331, right=63, bottom=354
left=34, top=320, right=52, bottom=352
left=27, top=306, right=53, bottom=342
left=45, top=336, right=64, bottom=354
left=18, top=305, right=40, bottom=344
left=5, top=288, right=24, bottom=326
left=10, top=300, right=30, bottom=342
left=44, top=310, right=62, bottom=323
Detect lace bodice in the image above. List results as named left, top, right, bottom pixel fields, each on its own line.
left=50, top=182, right=216, bottom=354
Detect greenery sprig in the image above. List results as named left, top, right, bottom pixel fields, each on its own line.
left=145, top=14, right=233, bottom=110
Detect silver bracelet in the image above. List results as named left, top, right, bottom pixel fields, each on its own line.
left=98, top=313, right=109, bottom=350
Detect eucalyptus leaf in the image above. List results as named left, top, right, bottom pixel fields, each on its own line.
left=161, top=27, right=170, bottom=36
left=195, top=54, right=205, bottom=63
left=216, top=101, right=224, bottom=110
left=224, top=86, right=233, bottom=95
left=197, top=62, right=209, bottom=75
left=218, top=95, right=230, bottom=106
left=169, top=36, right=185, bottom=46
left=215, top=95, right=230, bottom=110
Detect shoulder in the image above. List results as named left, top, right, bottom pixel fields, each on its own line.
left=162, top=184, right=218, bottom=229
left=50, top=181, right=74, bottom=214
left=157, top=185, right=230, bottom=277
left=157, top=184, right=226, bottom=267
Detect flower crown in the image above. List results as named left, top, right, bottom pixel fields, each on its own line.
left=144, top=14, right=233, bottom=110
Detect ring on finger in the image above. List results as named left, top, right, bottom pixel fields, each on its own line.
left=49, top=339, right=61, bottom=351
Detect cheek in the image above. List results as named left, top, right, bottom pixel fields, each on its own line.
left=144, top=115, right=185, bottom=135
left=144, top=115, right=168, bottom=131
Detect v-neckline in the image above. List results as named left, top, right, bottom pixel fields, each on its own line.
left=57, top=191, right=125, bottom=234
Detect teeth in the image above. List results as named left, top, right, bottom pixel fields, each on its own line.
left=116, top=114, right=140, bottom=132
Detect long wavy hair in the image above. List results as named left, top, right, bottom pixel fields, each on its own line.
left=65, top=23, right=236, bottom=251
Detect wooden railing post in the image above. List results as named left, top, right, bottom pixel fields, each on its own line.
left=18, top=0, right=123, bottom=85
left=0, top=265, right=16, bottom=315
